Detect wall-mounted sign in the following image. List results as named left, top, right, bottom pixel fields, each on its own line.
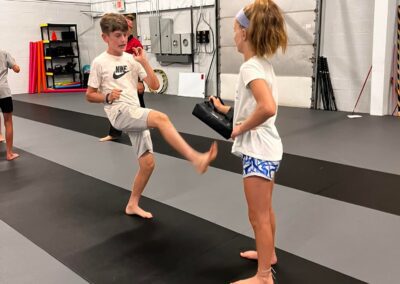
left=115, top=0, right=125, bottom=12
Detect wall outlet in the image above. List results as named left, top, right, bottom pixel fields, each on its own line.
left=196, top=30, right=210, bottom=44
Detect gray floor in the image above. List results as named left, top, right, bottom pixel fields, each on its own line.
left=0, top=220, right=88, bottom=284
left=3, top=92, right=400, bottom=283
left=13, top=92, right=400, bottom=175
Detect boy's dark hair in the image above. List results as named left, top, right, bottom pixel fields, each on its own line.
left=100, top=13, right=128, bottom=34
left=124, top=14, right=134, bottom=22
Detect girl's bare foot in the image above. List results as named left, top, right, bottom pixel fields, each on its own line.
left=240, top=250, right=278, bottom=266
left=7, top=152, right=20, bottom=161
left=231, top=273, right=273, bottom=284
left=125, top=205, right=153, bottom=219
left=193, top=142, right=218, bottom=174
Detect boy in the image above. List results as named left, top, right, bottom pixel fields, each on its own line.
left=86, top=13, right=217, bottom=218
left=99, top=14, right=145, bottom=142
left=0, top=49, right=20, bottom=161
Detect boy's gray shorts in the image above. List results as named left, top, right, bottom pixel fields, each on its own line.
left=111, top=104, right=153, bottom=157
left=128, top=130, right=153, bottom=157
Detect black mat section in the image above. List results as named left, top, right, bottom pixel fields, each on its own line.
left=0, top=145, right=364, bottom=284
left=12, top=100, right=400, bottom=216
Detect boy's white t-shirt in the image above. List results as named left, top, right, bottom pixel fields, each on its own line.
left=232, top=56, right=283, bottom=161
left=88, top=51, right=147, bottom=118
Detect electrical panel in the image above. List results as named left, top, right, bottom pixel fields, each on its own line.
left=180, top=33, right=192, bottom=54
left=171, top=34, right=181, bottom=54
left=196, top=30, right=210, bottom=44
left=149, top=16, right=161, bottom=54
left=160, top=18, right=173, bottom=54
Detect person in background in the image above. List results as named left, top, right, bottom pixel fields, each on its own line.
left=0, top=49, right=20, bottom=160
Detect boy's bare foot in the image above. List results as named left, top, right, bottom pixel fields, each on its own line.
left=240, top=250, right=278, bottom=266
left=7, top=153, right=20, bottom=161
left=99, top=135, right=117, bottom=142
left=194, top=141, right=218, bottom=174
left=125, top=205, right=153, bottom=219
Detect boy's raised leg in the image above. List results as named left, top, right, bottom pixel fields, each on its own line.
left=147, top=110, right=217, bottom=173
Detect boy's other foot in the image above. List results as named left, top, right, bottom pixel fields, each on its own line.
left=194, top=141, right=218, bottom=174
left=7, top=153, right=20, bottom=161
left=125, top=205, right=153, bottom=219
left=99, top=135, right=118, bottom=142
left=0, top=135, right=5, bottom=142
left=240, top=250, right=278, bottom=266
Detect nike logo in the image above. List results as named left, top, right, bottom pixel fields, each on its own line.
left=113, top=65, right=130, bottom=79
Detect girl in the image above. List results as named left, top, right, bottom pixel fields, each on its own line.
left=215, top=0, right=287, bottom=283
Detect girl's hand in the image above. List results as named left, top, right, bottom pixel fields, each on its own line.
left=132, top=47, right=147, bottom=65
left=209, top=96, right=231, bottom=115
left=209, top=96, right=223, bottom=111
left=231, top=124, right=242, bottom=140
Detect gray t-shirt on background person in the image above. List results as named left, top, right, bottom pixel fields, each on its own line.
left=0, top=50, right=16, bottom=99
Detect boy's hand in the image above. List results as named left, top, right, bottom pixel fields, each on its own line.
left=109, top=89, right=122, bottom=103
left=132, top=47, right=147, bottom=65
left=137, top=81, right=145, bottom=94
left=12, top=64, right=20, bottom=73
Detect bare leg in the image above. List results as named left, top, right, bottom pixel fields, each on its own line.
left=233, top=176, right=274, bottom=284
left=3, top=113, right=19, bottom=161
left=240, top=180, right=277, bottom=265
left=125, top=151, right=155, bottom=218
left=0, top=116, right=4, bottom=142
left=240, top=206, right=278, bottom=265
left=147, top=110, right=217, bottom=173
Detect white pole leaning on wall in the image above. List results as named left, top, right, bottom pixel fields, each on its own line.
left=370, top=0, right=397, bottom=116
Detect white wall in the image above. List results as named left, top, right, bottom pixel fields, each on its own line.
left=3, top=0, right=397, bottom=113
left=89, top=0, right=217, bottom=97
left=0, top=0, right=97, bottom=95
left=322, top=0, right=375, bottom=113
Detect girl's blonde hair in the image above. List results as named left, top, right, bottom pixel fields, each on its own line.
left=243, top=0, right=288, bottom=57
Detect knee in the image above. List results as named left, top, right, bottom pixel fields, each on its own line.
left=153, top=112, right=170, bottom=127
left=248, top=211, right=271, bottom=230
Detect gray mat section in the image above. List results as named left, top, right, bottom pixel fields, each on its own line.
left=9, top=116, right=400, bottom=283
left=12, top=93, right=400, bottom=175
left=0, top=220, right=88, bottom=284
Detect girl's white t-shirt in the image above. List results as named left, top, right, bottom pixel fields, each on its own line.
left=232, top=56, right=283, bottom=161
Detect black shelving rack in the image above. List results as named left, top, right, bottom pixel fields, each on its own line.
left=40, top=23, right=82, bottom=89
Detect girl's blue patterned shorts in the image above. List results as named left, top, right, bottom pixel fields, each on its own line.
left=242, top=155, right=281, bottom=181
